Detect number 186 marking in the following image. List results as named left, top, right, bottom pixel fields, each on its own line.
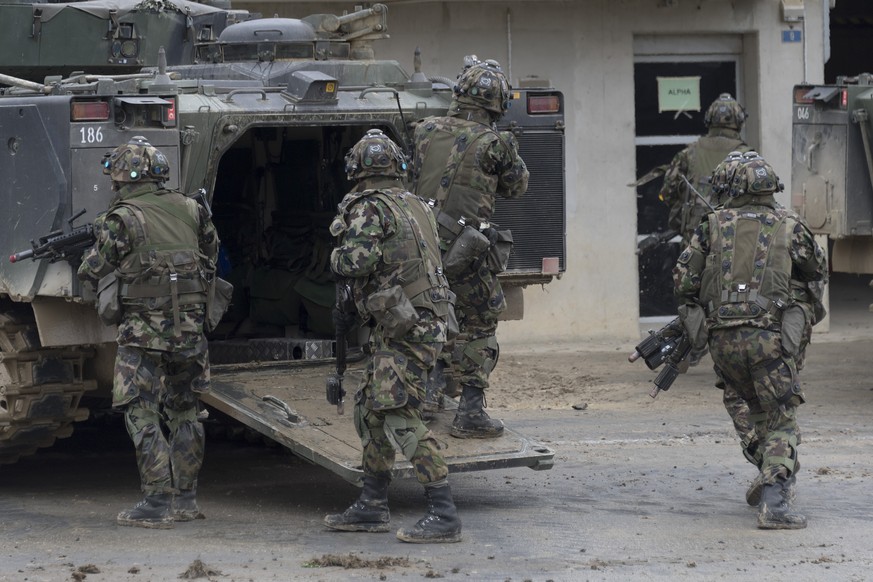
left=79, top=126, right=104, bottom=144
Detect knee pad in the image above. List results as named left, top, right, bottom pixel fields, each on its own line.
left=462, top=336, right=499, bottom=375
left=383, top=413, right=430, bottom=460
left=164, top=403, right=199, bottom=433
left=354, top=404, right=384, bottom=446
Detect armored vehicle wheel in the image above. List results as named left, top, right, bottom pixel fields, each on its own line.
left=0, top=303, right=96, bottom=464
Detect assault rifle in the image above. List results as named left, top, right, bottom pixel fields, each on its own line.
left=9, top=209, right=95, bottom=265
left=326, top=280, right=355, bottom=415
left=628, top=317, right=692, bottom=398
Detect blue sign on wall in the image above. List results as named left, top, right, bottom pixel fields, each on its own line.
left=782, top=30, right=802, bottom=43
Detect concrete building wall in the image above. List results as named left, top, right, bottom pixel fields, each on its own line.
left=239, top=0, right=828, bottom=344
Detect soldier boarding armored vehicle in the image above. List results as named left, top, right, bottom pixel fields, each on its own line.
left=0, top=3, right=565, bottom=482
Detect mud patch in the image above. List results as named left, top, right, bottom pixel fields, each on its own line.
left=179, top=559, right=223, bottom=579
left=303, top=553, right=412, bottom=569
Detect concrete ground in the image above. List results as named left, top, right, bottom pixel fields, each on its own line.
left=1, top=273, right=872, bottom=582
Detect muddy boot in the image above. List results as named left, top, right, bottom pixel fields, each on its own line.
left=173, top=489, right=205, bottom=521
left=745, top=472, right=765, bottom=506
left=396, top=481, right=462, bottom=543
left=324, top=475, right=391, bottom=532
left=450, top=385, right=503, bottom=439
left=422, top=361, right=447, bottom=420
left=757, top=476, right=806, bottom=530
left=117, top=493, right=174, bottom=529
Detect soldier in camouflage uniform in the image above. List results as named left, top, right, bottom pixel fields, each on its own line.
left=78, top=136, right=219, bottom=529
left=412, top=57, right=529, bottom=438
left=659, top=93, right=751, bottom=246
left=323, top=129, right=462, bottom=543
left=706, top=151, right=826, bottom=508
left=674, top=155, right=827, bottom=529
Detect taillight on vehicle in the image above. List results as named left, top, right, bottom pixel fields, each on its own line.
left=162, top=98, right=177, bottom=127
left=527, top=94, right=561, bottom=114
left=840, top=88, right=849, bottom=109
left=71, top=101, right=110, bottom=121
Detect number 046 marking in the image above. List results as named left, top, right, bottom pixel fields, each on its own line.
left=796, top=106, right=811, bottom=121
left=79, top=126, right=104, bottom=144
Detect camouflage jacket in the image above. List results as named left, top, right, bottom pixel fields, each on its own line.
left=330, top=177, right=448, bottom=345
left=412, top=106, right=528, bottom=247
left=673, top=195, right=827, bottom=332
left=77, top=182, right=219, bottom=351
left=659, top=128, right=750, bottom=242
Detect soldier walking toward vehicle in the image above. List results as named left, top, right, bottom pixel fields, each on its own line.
left=412, top=57, right=528, bottom=438
left=324, top=129, right=461, bottom=543
left=660, top=93, right=751, bottom=246
left=674, top=154, right=827, bottom=529
left=78, top=136, right=219, bottom=529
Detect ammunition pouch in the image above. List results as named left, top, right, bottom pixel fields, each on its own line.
left=365, top=285, right=419, bottom=339
left=206, top=276, right=234, bottom=333
left=677, top=303, right=708, bottom=350
left=484, top=229, right=513, bottom=274
left=97, top=271, right=122, bottom=326
left=780, top=304, right=808, bottom=358
left=442, top=224, right=491, bottom=276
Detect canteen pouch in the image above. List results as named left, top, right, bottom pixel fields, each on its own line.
left=206, top=276, right=234, bottom=332
left=442, top=225, right=491, bottom=276
left=365, top=285, right=419, bottom=339
left=485, top=229, right=513, bottom=273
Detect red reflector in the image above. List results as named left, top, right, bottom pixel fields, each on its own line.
left=541, top=257, right=560, bottom=275
left=71, top=101, right=110, bottom=121
left=162, top=99, right=177, bottom=126
left=528, top=94, right=561, bottom=114
left=841, top=88, right=848, bottom=109
left=793, top=87, right=813, bottom=104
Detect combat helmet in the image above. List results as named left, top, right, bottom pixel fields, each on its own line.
left=102, top=136, right=170, bottom=184
left=453, top=57, right=511, bottom=116
left=730, top=156, right=783, bottom=197
left=344, top=128, right=409, bottom=181
left=704, top=93, right=747, bottom=131
left=709, top=151, right=745, bottom=202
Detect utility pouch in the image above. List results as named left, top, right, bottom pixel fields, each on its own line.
left=206, top=276, right=234, bottom=332
left=365, top=285, right=419, bottom=339
left=97, top=271, right=122, bottom=326
left=780, top=304, right=808, bottom=358
left=485, top=229, right=513, bottom=273
left=442, top=225, right=491, bottom=276
left=677, top=303, right=708, bottom=350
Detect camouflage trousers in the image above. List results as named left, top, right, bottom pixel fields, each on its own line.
left=440, top=262, right=507, bottom=392
left=354, top=334, right=448, bottom=485
left=114, top=343, right=210, bottom=495
left=709, top=328, right=804, bottom=485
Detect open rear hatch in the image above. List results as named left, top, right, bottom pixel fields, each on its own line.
left=201, top=356, right=555, bottom=484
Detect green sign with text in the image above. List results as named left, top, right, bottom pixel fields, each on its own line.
left=657, top=76, right=701, bottom=113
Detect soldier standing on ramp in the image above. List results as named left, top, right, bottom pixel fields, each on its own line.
left=324, top=129, right=461, bottom=543
left=412, top=57, right=529, bottom=438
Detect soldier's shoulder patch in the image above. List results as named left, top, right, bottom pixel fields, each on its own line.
left=677, top=249, right=693, bottom=264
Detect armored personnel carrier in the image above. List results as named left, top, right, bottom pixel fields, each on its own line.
left=0, top=2, right=565, bottom=482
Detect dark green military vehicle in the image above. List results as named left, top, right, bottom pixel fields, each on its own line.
left=0, top=2, right=565, bottom=482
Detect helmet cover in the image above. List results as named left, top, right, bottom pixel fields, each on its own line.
left=704, top=93, right=747, bottom=130
left=345, top=128, right=409, bottom=181
left=709, top=150, right=745, bottom=201
left=102, top=135, right=170, bottom=184
left=453, top=58, right=511, bottom=115
left=730, top=156, right=783, bottom=197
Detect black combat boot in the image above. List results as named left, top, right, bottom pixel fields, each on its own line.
left=117, top=493, right=174, bottom=529
left=396, top=481, right=462, bottom=543
left=173, top=489, right=205, bottom=521
left=450, top=385, right=503, bottom=439
left=324, top=475, right=391, bottom=532
left=757, top=476, right=806, bottom=529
